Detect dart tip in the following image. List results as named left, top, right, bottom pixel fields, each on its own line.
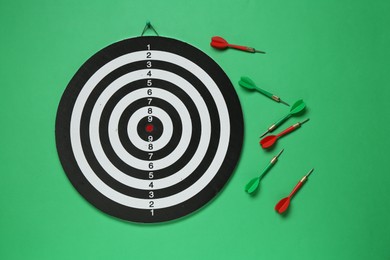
left=259, top=130, right=268, bottom=138
left=276, top=148, right=284, bottom=158
left=306, top=168, right=314, bottom=177
left=255, top=50, right=266, bottom=54
left=280, top=100, right=290, bottom=106
left=300, top=118, right=310, bottom=125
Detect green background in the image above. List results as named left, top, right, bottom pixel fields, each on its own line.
left=1, top=0, right=390, bottom=259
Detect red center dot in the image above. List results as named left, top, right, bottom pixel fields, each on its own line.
left=145, top=123, right=154, bottom=133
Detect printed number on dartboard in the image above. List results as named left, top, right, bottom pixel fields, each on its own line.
left=146, top=44, right=155, bottom=216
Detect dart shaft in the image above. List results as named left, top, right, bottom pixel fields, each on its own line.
left=288, top=180, right=305, bottom=198
left=274, top=114, right=291, bottom=129
left=256, top=86, right=289, bottom=106
left=259, top=163, right=273, bottom=179
left=259, top=149, right=284, bottom=179
left=276, top=119, right=310, bottom=138
left=260, top=114, right=302, bottom=138
left=228, top=44, right=253, bottom=52
left=228, top=44, right=265, bottom=54
left=256, top=87, right=274, bottom=99
left=276, top=124, right=300, bottom=138
left=288, top=168, right=314, bottom=197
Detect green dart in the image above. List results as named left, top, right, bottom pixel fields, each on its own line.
left=239, top=76, right=289, bottom=106
left=245, top=149, right=284, bottom=194
left=260, top=99, right=306, bottom=138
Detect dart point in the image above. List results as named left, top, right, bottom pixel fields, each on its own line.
left=260, top=130, right=268, bottom=138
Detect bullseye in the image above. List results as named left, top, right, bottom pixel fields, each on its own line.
left=145, top=123, right=154, bottom=133
left=135, top=114, right=164, bottom=143
left=55, top=36, right=243, bottom=223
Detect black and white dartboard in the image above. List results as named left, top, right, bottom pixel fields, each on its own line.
left=56, top=36, right=243, bottom=223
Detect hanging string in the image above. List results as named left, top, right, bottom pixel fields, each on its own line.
left=141, top=21, right=159, bottom=36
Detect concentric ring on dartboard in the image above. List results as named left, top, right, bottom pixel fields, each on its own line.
left=56, top=36, right=244, bottom=223
left=75, top=57, right=220, bottom=199
left=79, top=71, right=218, bottom=198
left=90, top=70, right=212, bottom=185
left=127, top=107, right=172, bottom=150
left=81, top=71, right=204, bottom=182
left=88, top=66, right=210, bottom=181
left=103, top=80, right=187, bottom=162
left=112, top=95, right=178, bottom=153
left=107, top=86, right=193, bottom=166
left=88, top=78, right=202, bottom=180
left=136, top=115, right=163, bottom=142
left=119, top=96, right=183, bottom=160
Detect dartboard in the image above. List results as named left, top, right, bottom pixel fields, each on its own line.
left=56, top=36, right=243, bottom=223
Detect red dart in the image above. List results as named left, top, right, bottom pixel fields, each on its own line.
left=275, top=168, right=314, bottom=214
left=210, top=36, right=266, bottom=54
left=260, top=118, right=309, bottom=149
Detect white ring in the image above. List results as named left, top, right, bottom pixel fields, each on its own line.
left=70, top=50, right=230, bottom=209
